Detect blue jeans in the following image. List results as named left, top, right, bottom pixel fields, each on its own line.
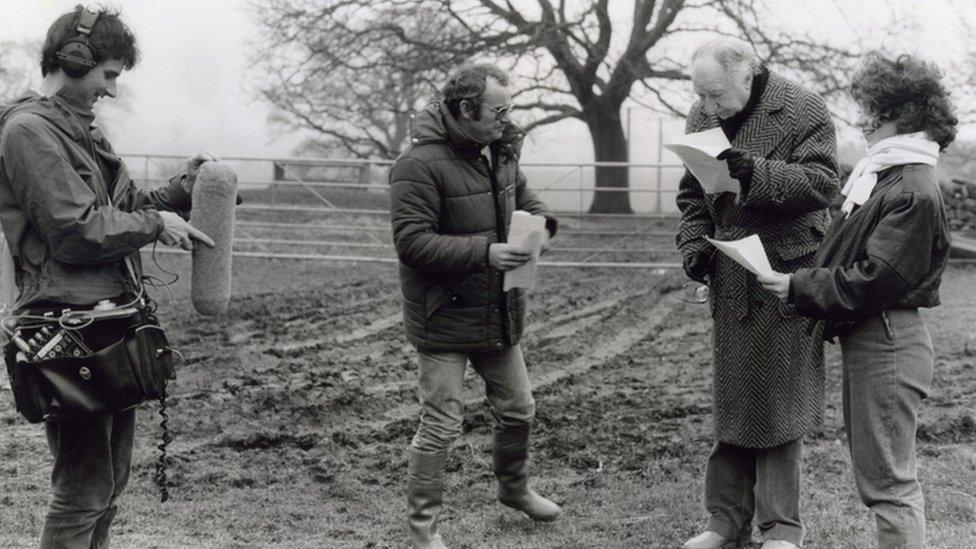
left=841, top=309, right=933, bottom=549
left=39, top=409, right=135, bottom=549
left=411, top=345, right=535, bottom=452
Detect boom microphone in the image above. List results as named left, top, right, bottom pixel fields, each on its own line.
left=190, top=162, right=237, bottom=316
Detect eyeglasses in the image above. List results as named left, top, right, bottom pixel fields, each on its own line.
left=486, top=104, right=514, bottom=121
left=675, top=282, right=710, bottom=304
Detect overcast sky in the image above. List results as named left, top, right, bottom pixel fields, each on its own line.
left=5, top=0, right=302, bottom=158
left=5, top=0, right=975, bottom=162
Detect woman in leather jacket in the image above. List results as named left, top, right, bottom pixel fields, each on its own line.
left=758, top=52, right=956, bottom=549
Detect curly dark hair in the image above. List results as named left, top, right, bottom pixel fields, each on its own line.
left=442, top=63, right=509, bottom=120
left=851, top=52, right=957, bottom=150
left=41, top=5, right=140, bottom=77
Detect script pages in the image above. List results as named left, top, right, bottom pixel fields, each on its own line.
left=503, top=211, right=546, bottom=292
left=0, top=234, right=15, bottom=313
left=664, top=127, right=740, bottom=194
left=704, top=235, right=774, bottom=277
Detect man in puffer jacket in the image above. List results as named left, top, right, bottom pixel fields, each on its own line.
left=389, top=63, right=560, bottom=549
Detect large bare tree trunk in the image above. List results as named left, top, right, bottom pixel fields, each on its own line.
left=585, top=106, right=632, bottom=214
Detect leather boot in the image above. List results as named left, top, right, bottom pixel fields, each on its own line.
left=407, top=448, right=450, bottom=549
left=493, top=423, right=561, bottom=522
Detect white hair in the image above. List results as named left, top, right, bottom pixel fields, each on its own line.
left=691, top=37, right=762, bottom=79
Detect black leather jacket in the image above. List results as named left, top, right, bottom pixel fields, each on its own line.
left=789, top=163, right=951, bottom=339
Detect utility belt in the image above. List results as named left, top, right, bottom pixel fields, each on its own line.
left=3, top=300, right=175, bottom=423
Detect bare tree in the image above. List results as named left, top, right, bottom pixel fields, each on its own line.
left=249, top=1, right=473, bottom=159
left=0, top=40, right=42, bottom=104
left=247, top=1, right=920, bottom=213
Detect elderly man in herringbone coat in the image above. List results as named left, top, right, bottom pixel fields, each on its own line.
left=675, top=38, right=839, bottom=549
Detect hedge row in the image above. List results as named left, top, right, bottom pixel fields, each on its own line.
left=941, top=179, right=976, bottom=235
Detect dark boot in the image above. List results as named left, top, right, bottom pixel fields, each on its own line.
left=493, top=424, right=561, bottom=522
left=407, top=448, right=450, bottom=549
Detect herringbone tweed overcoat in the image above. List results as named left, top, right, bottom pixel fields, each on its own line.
left=675, top=71, right=839, bottom=448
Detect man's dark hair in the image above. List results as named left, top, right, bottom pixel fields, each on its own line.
left=851, top=52, right=958, bottom=150
left=41, top=5, right=140, bottom=77
left=443, top=63, right=509, bottom=120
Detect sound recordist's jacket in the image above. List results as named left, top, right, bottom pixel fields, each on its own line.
left=0, top=88, right=192, bottom=310
left=389, top=102, right=556, bottom=352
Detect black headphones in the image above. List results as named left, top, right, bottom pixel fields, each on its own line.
left=55, top=7, right=100, bottom=78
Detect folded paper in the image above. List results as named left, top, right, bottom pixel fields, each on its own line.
left=705, top=235, right=773, bottom=277
left=504, top=211, right=546, bottom=291
left=665, top=128, right=739, bottom=194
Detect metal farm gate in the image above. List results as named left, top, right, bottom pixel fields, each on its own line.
left=122, top=154, right=687, bottom=269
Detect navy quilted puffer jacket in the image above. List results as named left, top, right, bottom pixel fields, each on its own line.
left=389, top=102, right=555, bottom=352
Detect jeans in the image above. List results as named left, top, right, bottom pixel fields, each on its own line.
left=39, top=409, right=135, bottom=549
left=35, top=314, right=139, bottom=549
left=704, top=439, right=804, bottom=546
left=411, top=345, right=535, bottom=452
left=840, top=309, right=933, bottom=549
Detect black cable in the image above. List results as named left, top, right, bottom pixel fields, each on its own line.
left=154, top=389, right=172, bottom=503
left=148, top=239, right=180, bottom=286
left=139, top=246, right=176, bottom=503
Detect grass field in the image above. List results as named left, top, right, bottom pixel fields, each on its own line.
left=0, top=229, right=974, bottom=547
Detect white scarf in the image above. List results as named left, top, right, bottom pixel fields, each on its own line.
left=841, top=132, right=939, bottom=217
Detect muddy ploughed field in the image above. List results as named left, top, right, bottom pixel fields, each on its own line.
left=1, top=252, right=974, bottom=548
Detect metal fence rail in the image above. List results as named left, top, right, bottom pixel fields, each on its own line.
left=121, top=153, right=687, bottom=214
left=121, top=153, right=683, bottom=268
left=234, top=220, right=678, bottom=238
left=143, top=248, right=684, bottom=269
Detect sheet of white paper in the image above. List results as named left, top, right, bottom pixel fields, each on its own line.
left=705, top=235, right=774, bottom=277
left=504, top=211, right=546, bottom=291
left=0, top=232, right=15, bottom=313
left=664, top=127, right=740, bottom=195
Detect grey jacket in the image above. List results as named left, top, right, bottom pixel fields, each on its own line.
left=0, top=89, right=191, bottom=309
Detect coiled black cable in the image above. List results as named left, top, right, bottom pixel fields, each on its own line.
left=154, top=389, right=172, bottom=503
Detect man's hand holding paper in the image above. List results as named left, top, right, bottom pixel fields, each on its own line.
left=664, top=128, right=740, bottom=195
left=503, top=211, right=547, bottom=291
left=489, top=243, right=533, bottom=271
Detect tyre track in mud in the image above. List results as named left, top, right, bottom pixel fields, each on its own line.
left=148, top=268, right=716, bottom=521
left=157, top=270, right=681, bottom=475
left=354, top=282, right=677, bottom=436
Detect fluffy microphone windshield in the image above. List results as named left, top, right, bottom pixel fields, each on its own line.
left=190, top=162, right=237, bottom=316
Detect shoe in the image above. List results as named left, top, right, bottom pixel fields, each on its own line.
left=407, top=449, right=450, bottom=549
left=416, top=533, right=448, bottom=549
left=681, top=531, right=730, bottom=549
left=498, top=488, right=562, bottom=522
left=761, top=541, right=799, bottom=549
left=493, top=424, right=562, bottom=522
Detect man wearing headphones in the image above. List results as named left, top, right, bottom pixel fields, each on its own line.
left=0, top=7, right=212, bottom=547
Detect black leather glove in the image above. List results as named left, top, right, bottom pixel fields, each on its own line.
left=683, top=250, right=715, bottom=283
left=717, top=147, right=755, bottom=195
